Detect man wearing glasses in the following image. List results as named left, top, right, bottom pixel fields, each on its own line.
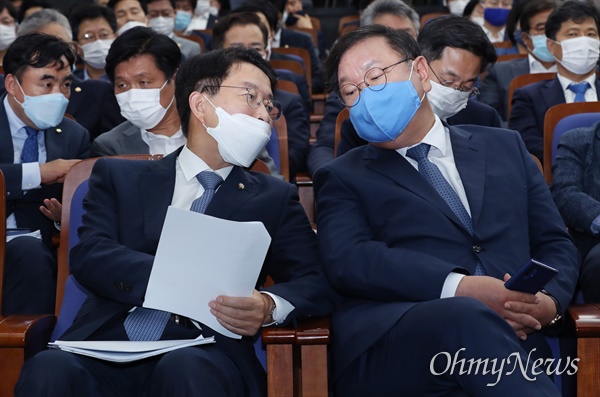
left=314, top=24, right=578, bottom=396
left=337, top=15, right=502, bottom=156
left=16, top=46, right=338, bottom=396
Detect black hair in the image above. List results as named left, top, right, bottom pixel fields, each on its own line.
left=175, top=47, right=277, bottom=137
left=107, top=0, right=147, bottom=14
left=505, top=0, right=530, bottom=45
left=233, top=0, right=279, bottom=33
left=147, top=0, right=176, bottom=8
left=418, top=15, right=496, bottom=74
left=462, top=0, right=479, bottom=18
left=4, top=32, right=77, bottom=80
left=212, top=12, right=268, bottom=50
left=519, top=0, right=556, bottom=35
left=105, top=26, right=181, bottom=83
left=0, top=0, right=17, bottom=20
left=69, top=5, right=117, bottom=40
left=545, top=1, right=599, bottom=40
left=324, top=24, right=421, bottom=94
left=17, top=0, right=50, bottom=23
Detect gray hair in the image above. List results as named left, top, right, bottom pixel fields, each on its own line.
left=17, top=9, right=73, bottom=40
left=361, top=0, right=420, bottom=32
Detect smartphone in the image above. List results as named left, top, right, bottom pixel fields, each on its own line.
left=504, top=259, right=558, bottom=294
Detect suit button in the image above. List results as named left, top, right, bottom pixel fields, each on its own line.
left=115, top=281, right=131, bottom=292
left=472, top=245, right=482, bottom=253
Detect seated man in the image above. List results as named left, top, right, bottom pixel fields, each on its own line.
left=479, top=0, right=511, bottom=43
left=1, top=33, right=90, bottom=315
left=551, top=122, right=600, bottom=302
left=479, top=0, right=556, bottom=122
left=16, top=47, right=338, bottom=397
left=147, top=0, right=201, bottom=59
left=509, top=1, right=600, bottom=163
left=94, top=26, right=279, bottom=176
left=315, top=25, right=579, bottom=396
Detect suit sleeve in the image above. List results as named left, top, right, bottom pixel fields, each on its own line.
left=550, top=127, right=600, bottom=235
left=0, top=163, right=25, bottom=198
left=509, top=87, right=544, bottom=160
left=307, top=94, right=344, bottom=175
left=478, top=64, right=505, bottom=120
left=98, top=90, right=125, bottom=141
left=92, top=134, right=119, bottom=156
left=284, top=91, right=310, bottom=178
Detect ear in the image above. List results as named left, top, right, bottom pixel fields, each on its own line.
left=521, top=31, right=531, bottom=49
left=189, top=90, right=206, bottom=125
left=4, top=74, right=18, bottom=98
left=413, top=55, right=432, bottom=94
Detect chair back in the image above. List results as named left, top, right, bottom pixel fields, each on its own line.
left=543, top=102, right=600, bottom=184
left=277, top=79, right=300, bottom=95
left=273, top=115, right=290, bottom=181
left=272, top=47, right=312, bottom=96
left=497, top=53, right=528, bottom=63
left=338, top=15, right=359, bottom=36
left=334, top=108, right=349, bottom=158
left=493, top=40, right=515, bottom=49
left=507, top=72, right=556, bottom=123
left=0, top=170, right=6, bottom=317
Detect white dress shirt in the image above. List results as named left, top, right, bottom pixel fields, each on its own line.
left=173, top=146, right=294, bottom=324
left=141, top=128, right=186, bottom=156
left=528, top=54, right=557, bottom=74
left=557, top=72, right=598, bottom=103
left=397, top=116, right=469, bottom=297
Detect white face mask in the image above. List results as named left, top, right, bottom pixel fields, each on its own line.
left=116, top=80, right=174, bottom=130
left=195, top=0, right=210, bottom=16
left=150, top=16, right=175, bottom=36
left=81, top=39, right=113, bottom=70
left=448, top=0, right=469, bottom=16
left=202, top=96, right=272, bottom=167
left=554, top=36, right=600, bottom=75
left=0, top=23, right=16, bottom=51
left=209, top=6, right=219, bottom=16
left=427, top=80, right=470, bottom=121
left=117, top=20, right=147, bottom=35
left=470, top=16, right=485, bottom=27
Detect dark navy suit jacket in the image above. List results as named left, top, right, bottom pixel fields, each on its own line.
left=509, top=76, right=600, bottom=163
left=479, top=57, right=530, bottom=121
left=314, top=124, right=579, bottom=381
left=279, top=28, right=323, bottom=93
left=275, top=88, right=310, bottom=179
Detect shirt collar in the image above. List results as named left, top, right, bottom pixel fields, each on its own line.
left=556, top=72, right=596, bottom=93
left=528, top=54, right=557, bottom=74
left=141, top=128, right=184, bottom=141
left=178, top=145, right=233, bottom=183
left=397, top=115, right=446, bottom=157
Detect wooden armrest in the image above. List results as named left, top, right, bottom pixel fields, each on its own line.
left=0, top=314, right=56, bottom=397
left=567, top=304, right=600, bottom=337
left=567, top=304, right=600, bottom=397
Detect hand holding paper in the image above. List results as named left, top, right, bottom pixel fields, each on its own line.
left=209, top=290, right=273, bottom=336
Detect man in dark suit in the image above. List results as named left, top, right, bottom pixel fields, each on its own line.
left=509, top=1, right=600, bottom=163
left=0, top=33, right=91, bottom=316
left=315, top=25, right=578, bottom=396
left=551, top=122, right=600, bottom=302
left=212, top=12, right=310, bottom=181
left=16, top=47, right=337, bottom=397
left=479, top=0, right=557, bottom=121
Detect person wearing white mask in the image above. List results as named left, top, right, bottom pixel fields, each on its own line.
left=336, top=15, right=502, bottom=156
left=446, top=0, right=469, bottom=16
left=0, top=0, right=17, bottom=65
left=94, top=26, right=279, bottom=176
left=147, top=0, right=200, bottom=59
left=69, top=5, right=117, bottom=83
left=510, top=1, right=600, bottom=164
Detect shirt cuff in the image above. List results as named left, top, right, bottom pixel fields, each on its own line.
left=441, top=272, right=466, bottom=298
left=591, top=215, right=600, bottom=234
left=260, top=291, right=295, bottom=326
left=21, top=162, right=41, bottom=190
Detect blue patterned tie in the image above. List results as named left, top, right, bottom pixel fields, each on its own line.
left=21, top=126, right=39, bottom=163
left=407, top=143, right=486, bottom=276
left=124, top=170, right=224, bottom=340
left=568, top=82, right=590, bottom=103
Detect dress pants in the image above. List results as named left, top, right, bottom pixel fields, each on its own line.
left=1, top=236, right=56, bottom=315
left=335, top=297, right=560, bottom=397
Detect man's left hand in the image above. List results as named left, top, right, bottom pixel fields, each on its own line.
left=209, top=289, right=273, bottom=336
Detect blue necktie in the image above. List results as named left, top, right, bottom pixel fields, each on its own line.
left=568, top=82, right=590, bottom=103
left=406, top=143, right=486, bottom=276
left=124, top=170, right=224, bottom=341
left=21, top=126, right=39, bottom=163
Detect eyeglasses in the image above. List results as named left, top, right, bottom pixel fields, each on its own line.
left=429, top=67, right=480, bottom=98
left=337, top=58, right=411, bottom=107
left=79, top=30, right=115, bottom=44
left=201, top=85, right=282, bottom=121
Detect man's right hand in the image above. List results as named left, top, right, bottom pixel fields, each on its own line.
left=40, top=159, right=81, bottom=184
left=455, top=275, right=542, bottom=340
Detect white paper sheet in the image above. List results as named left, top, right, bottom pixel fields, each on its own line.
left=49, top=336, right=215, bottom=363
left=143, top=206, right=271, bottom=339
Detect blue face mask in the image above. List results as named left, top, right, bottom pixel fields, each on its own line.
left=15, top=80, right=69, bottom=130
left=529, top=34, right=555, bottom=63
left=349, top=65, right=423, bottom=143
left=484, top=8, right=510, bottom=27
left=174, top=10, right=192, bottom=31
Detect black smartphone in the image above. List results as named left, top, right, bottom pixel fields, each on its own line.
left=504, top=259, right=558, bottom=294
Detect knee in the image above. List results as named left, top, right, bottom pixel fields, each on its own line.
left=6, top=237, right=55, bottom=272
left=16, top=350, right=87, bottom=396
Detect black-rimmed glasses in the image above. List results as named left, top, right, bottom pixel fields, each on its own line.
left=429, top=67, right=480, bottom=98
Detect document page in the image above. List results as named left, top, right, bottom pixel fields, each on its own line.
left=143, top=206, right=272, bottom=339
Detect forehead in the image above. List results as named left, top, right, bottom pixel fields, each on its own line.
left=338, top=36, right=401, bottom=81
left=372, top=14, right=416, bottom=38
left=21, top=58, right=70, bottom=79
left=223, top=62, right=272, bottom=95
left=79, top=16, right=112, bottom=31
left=430, top=47, right=482, bottom=78
left=558, top=17, right=598, bottom=33
left=115, top=0, right=143, bottom=12
left=115, top=54, right=161, bottom=78
left=225, top=24, right=264, bottom=44
left=36, top=23, right=71, bottom=42
left=148, top=0, right=173, bottom=11
left=0, top=8, right=14, bottom=21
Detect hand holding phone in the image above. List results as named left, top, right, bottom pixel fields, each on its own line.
left=504, top=259, right=558, bottom=294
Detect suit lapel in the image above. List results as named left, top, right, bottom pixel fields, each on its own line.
left=66, top=78, right=85, bottom=118
left=205, top=166, right=259, bottom=220
left=44, top=124, right=67, bottom=161
left=541, top=78, right=566, bottom=111
left=121, top=124, right=149, bottom=154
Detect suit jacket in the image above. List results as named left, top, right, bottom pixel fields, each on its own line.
left=509, top=76, right=600, bottom=162
left=307, top=92, right=345, bottom=176
left=275, top=88, right=310, bottom=179
left=314, top=124, right=579, bottom=380
left=64, top=150, right=338, bottom=394
left=0, top=93, right=91, bottom=244
left=171, top=34, right=201, bottom=59
left=337, top=99, right=503, bottom=157
left=92, top=120, right=281, bottom=177
left=279, top=28, right=324, bottom=93
left=479, top=57, right=530, bottom=121
left=551, top=121, right=600, bottom=257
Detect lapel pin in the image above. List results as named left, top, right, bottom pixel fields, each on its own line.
left=238, top=183, right=245, bottom=190
left=74, top=87, right=82, bottom=93
left=56, top=128, right=62, bottom=133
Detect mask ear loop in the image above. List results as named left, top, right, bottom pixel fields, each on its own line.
left=201, top=93, right=218, bottom=129
left=408, top=60, right=427, bottom=103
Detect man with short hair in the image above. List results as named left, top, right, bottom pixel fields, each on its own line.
left=16, top=46, right=338, bottom=397
left=315, top=24, right=578, bottom=396
left=147, top=0, right=201, bottom=59
left=479, top=0, right=512, bottom=42
left=0, top=33, right=91, bottom=316
left=509, top=0, right=600, bottom=163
